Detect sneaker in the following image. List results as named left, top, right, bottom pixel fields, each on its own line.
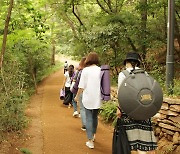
left=81, top=126, right=86, bottom=131
left=86, top=141, right=94, bottom=149
left=73, top=111, right=79, bottom=117
left=68, top=104, right=71, bottom=108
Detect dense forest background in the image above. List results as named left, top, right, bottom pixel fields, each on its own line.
left=0, top=0, right=180, bottom=138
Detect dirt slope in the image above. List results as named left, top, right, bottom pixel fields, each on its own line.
left=23, top=66, right=113, bottom=153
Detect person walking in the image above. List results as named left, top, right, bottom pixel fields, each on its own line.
left=64, top=61, right=68, bottom=74
left=62, top=65, right=74, bottom=108
left=116, top=52, right=157, bottom=154
left=75, top=52, right=102, bottom=149
left=71, top=65, right=79, bottom=117
left=71, top=57, right=87, bottom=130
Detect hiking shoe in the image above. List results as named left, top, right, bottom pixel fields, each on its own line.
left=73, top=111, right=79, bottom=117
left=81, top=126, right=86, bottom=131
left=86, top=141, right=94, bottom=149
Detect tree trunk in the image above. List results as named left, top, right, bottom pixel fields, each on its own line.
left=0, top=0, right=14, bottom=69
left=113, top=41, right=120, bottom=75
left=28, top=58, right=37, bottom=93
left=140, top=0, right=147, bottom=66
left=175, top=16, right=180, bottom=58
left=51, top=39, right=55, bottom=65
left=163, top=2, right=167, bottom=40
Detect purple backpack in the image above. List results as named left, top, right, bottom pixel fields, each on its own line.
left=70, top=70, right=82, bottom=94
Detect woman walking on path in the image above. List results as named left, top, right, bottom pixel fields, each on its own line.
left=116, top=52, right=157, bottom=154
left=62, top=64, right=74, bottom=108
left=75, top=52, right=102, bottom=149
left=71, top=65, right=79, bottom=117
left=71, top=57, right=87, bottom=130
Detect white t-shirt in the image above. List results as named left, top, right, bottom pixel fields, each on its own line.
left=78, top=65, right=101, bottom=109
left=64, top=71, right=73, bottom=87
left=118, top=67, right=140, bottom=89
left=64, top=63, right=68, bottom=69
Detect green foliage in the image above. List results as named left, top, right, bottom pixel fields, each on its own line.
left=173, top=79, right=180, bottom=97
left=39, top=60, right=63, bottom=81
left=0, top=60, right=29, bottom=133
left=0, top=0, right=179, bottom=139
left=0, top=18, right=52, bottom=136
left=99, top=101, right=118, bottom=124
left=5, top=29, right=51, bottom=85
left=20, top=148, right=32, bottom=154
left=163, top=79, right=180, bottom=98
left=148, top=59, right=180, bottom=97
left=149, top=62, right=165, bottom=88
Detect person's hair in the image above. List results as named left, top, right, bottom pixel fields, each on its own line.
left=85, top=52, right=99, bottom=67
left=78, top=57, right=86, bottom=70
left=68, top=65, right=74, bottom=77
left=126, top=59, right=139, bottom=70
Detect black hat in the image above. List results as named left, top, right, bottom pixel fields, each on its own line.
left=123, top=52, right=141, bottom=66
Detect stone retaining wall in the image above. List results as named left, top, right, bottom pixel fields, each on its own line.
left=153, top=98, right=180, bottom=145
left=111, top=88, right=180, bottom=146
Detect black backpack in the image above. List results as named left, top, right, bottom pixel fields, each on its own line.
left=118, top=69, right=163, bottom=120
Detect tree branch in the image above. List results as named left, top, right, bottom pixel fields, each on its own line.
left=96, top=0, right=110, bottom=14
left=119, top=20, right=138, bottom=52
left=176, top=10, right=180, bottom=19
left=63, top=13, right=78, bottom=39
left=106, top=0, right=113, bottom=12
left=72, top=0, right=85, bottom=28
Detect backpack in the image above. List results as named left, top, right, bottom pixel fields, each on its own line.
left=70, top=70, right=82, bottom=94
left=118, top=69, right=163, bottom=120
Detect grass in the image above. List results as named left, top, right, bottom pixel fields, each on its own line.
left=20, top=148, right=32, bottom=154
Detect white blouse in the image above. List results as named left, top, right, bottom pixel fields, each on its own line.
left=78, top=65, right=102, bottom=109
left=64, top=72, right=73, bottom=88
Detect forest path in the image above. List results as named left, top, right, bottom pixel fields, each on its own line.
left=24, top=56, right=113, bottom=154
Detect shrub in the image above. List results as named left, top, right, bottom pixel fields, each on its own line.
left=0, top=61, right=29, bottom=134
left=99, top=101, right=118, bottom=125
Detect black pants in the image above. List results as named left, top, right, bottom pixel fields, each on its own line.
left=64, top=69, right=67, bottom=74
left=63, top=87, right=73, bottom=105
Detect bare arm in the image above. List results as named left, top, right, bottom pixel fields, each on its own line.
left=62, top=77, right=67, bottom=89
left=74, top=88, right=83, bottom=102
left=116, top=106, right=122, bottom=118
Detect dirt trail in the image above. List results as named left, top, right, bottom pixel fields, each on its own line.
left=24, top=57, right=113, bottom=154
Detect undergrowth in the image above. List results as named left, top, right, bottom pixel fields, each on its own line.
left=0, top=59, right=63, bottom=141
left=99, top=101, right=118, bottom=126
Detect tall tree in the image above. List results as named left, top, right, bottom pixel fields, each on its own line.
left=139, top=0, right=147, bottom=62
left=0, top=0, right=14, bottom=69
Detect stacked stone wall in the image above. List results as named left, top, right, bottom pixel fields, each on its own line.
left=111, top=88, right=180, bottom=148
left=153, top=98, right=180, bottom=146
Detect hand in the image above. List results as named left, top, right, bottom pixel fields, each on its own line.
left=74, top=96, right=79, bottom=102
left=116, top=108, right=122, bottom=118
